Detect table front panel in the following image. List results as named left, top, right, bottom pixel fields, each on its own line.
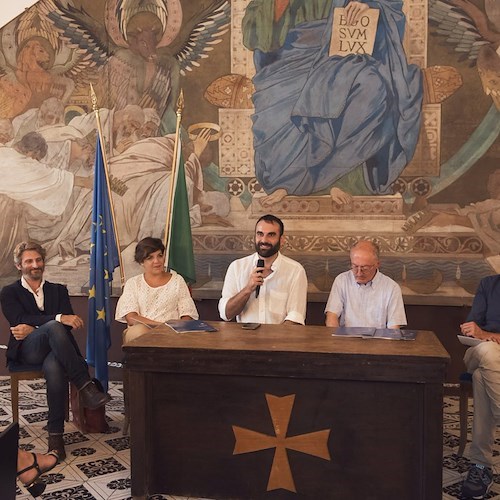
left=145, top=372, right=431, bottom=499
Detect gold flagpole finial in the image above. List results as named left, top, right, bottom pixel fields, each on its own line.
left=176, top=89, right=184, bottom=116
left=89, top=83, right=98, bottom=112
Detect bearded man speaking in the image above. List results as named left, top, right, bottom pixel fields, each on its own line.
left=218, top=214, right=307, bottom=325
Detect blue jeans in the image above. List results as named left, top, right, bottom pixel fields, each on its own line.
left=19, top=320, right=91, bottom=434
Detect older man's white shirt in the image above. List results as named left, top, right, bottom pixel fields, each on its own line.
left=325, top=270, right=407, bottom=328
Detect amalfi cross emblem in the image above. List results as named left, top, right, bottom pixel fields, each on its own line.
left=232, top=394, right=331, bottom=492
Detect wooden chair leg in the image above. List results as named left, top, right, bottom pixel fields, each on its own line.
left=9, top=370, right=51, bottom=426
left=10, top=376, right=19, bottom=423
left=78, top=389, right=85, bottom=430
left=458, top=382, right=470, bottom=456
left=122, top=368, right=129, bottom=436
left=65, top=382, right=70, bottom=422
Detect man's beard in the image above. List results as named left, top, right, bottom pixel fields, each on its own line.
left=255, top=241, right=280, bottom=258
left=27, top=268, right=44, bottom=279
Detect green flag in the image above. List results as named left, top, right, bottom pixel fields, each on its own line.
left=167, top=149, right=196, bottom=285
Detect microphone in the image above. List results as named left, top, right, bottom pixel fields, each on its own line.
left=255, top=259, right=264, bottom=298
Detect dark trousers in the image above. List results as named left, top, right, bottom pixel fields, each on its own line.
left=18, top=321, right=91, bottom=433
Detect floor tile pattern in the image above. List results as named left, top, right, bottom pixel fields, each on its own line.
left=0, top=377, right=498, bottom=499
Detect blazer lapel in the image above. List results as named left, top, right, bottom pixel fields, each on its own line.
left=42, top=282, right=52, bottom=313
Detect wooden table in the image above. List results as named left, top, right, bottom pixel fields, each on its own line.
left=123, top=323, right=449, bottom=500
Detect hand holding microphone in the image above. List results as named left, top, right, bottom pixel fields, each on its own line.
left=255, top=259, right=264, bottom=298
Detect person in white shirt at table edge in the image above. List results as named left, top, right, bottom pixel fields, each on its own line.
left=325, top=240, right=407, bottom=329
left=115, top=237, right=199, bottom=343
left=218, top=214, right=307, bottom=325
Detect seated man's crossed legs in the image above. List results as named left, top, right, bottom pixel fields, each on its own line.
left=461, top=341, right=499, bottom=499
left=19, top=320, right=111, bottom=459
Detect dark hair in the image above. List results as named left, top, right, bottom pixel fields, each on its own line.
left=14, top=241, right=46, bottom=265
left=15, top=132, right=48, bottom=159
left=255, top=214, right=284, bottom=236
left=134, top=237, right=165, bottom=263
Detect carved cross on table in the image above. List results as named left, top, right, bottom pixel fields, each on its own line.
left=232, top=393, right=331, bottom=492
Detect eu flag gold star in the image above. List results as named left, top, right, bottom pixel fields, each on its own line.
left=88, top=285, right=96, bottom=298
left=96, top=308, right=106, bottom=321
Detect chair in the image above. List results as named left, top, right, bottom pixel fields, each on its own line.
left=122, top=365, right=130, bottom=436
left=8, top=362, right=69, bottom=424
left=121, top=328, right=130, bottom=436
left=458, top=372, right=473, bottom=456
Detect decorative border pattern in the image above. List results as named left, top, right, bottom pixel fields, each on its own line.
left=218, top=108, right=255, bottom=177
left=403, top=104, right=441, bottom=177
left=232, top=0, right=256, bottom=78
left=251, top=195, right=405, bottom=217
left=193, top=233, right=484, bottom=256
left=403, top=0, right=428, bottom=68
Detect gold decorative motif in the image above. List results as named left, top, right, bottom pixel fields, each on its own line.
left=423, top=66, right=463, bottom=104
left=204, top=74, right=254, bottom=109
left=233, top=394, right=331, bottom=493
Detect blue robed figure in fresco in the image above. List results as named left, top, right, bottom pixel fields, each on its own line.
left=243, top=0, right=423, bottom=205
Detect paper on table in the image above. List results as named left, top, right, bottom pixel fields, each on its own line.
left=165, top=319, right=218, bottom=334
left=374, top=329, right=417, bottom=340
left=457, top=335, right=482, bottom=347
left=332, top=327, right=376, bottom=337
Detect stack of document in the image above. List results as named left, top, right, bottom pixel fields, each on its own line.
left=332, top=327, right=417, bottom=340
left=165, top=319, right=218, bottom=334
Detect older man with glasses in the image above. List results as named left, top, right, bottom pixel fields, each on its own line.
left=325, top=240, right=406, bottom=329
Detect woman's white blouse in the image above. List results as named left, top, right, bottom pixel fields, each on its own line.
left=115, top=270, right=198, bottom=323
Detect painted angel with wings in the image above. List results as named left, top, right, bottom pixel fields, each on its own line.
left=0, top=3, right=78, bottom=119
left=40, top=0, right=230, bottom=131
left=429, top=0, right=500, bottom=109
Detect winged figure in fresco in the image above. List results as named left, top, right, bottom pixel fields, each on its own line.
left=33, top=0, right=230, bottom=130
left=0, top=3, right=79, bottom=118
left=429, top=0, right=500, bottom=109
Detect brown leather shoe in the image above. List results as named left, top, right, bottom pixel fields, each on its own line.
left=80, top=381, right=111, bottom=410
left=47, top=434, right=66, bottom=461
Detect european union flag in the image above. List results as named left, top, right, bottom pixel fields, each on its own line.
left=87, top=135, right=120, bottom=392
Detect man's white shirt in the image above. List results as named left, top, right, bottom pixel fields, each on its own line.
left=218, top=252, right=307, bottom=324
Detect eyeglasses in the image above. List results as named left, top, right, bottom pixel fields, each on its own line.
left=350, top=264, right=376, bottom=273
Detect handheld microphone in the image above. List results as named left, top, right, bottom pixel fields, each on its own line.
left=255, top=259, right=264, bottom=298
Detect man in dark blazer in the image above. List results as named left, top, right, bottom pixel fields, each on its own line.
left=0, top=241, right=111, bottom=460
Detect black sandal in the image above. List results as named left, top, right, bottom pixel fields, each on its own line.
left=17, top=450, right=59, bottom=497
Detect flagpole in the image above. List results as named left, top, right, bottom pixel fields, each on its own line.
left=89, top=83, right=125, bottom=288
left=164, top=89, right=184, bottom=263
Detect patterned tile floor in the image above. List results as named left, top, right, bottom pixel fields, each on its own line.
left=0, top=377, right=498, bottom=499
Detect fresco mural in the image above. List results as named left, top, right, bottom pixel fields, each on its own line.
left=0, top=0, right=498, bottom=305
